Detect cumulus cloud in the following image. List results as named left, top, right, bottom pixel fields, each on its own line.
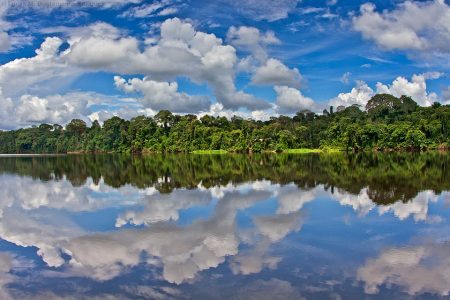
left=375, top=73, right=439, bottom=106
left=197, top=102, right=274, bottom=122
left=329, top=80, right=374, bottom=108
left=0, top=90, right=134, bottom=130
left=227, top=26, right=280, bottom=62
left=67, top=36, right=139, bottom=69
left=114, top=76, right=210, bottom=113
left=65, top=18, right=270, bottom=111
left=0, top=19, right=281, bottom=128
left=357, top=241, right=450, bottom=296
left=329, top=73, right=441, bottom=108
left=252, top=58, right=302, bottom=88
left=0, top=37, right=79, bottom=97
left=353, top=0, right=450, bottom=54
left=275, top=85, right=314, bottom=113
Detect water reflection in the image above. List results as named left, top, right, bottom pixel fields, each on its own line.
left=358, top=240, right=450, bottom=296
left=0, top=153, right=448, bottom=299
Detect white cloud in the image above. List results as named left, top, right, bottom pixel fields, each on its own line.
left=252, top=58, right=302, bottom=88
left=275, top=85, right=315, bottom=114
left=227, top=26, right=280, bottom=62
left=65, top=18, right=270, bottom=111
left=120, top=1, right=167, bottom=18
left=340, top=72, right=351, bottom=84
left=158, top=7, right=178, bottom=16
left=119, top=0, right=181, bottom=18
left=0, top=90, right=132, bottom=129
left=42, top=22, right=122, bottom=40
left=0, top=37, right=79, bottom=97
left=357, top=241, right=450, bottom=296
left=375, top=74, right=439, bottom=106
left=197, top=102, right=274, bottom=122
left=353, top=1, right=450, bottom=54
left=0, top=5, right=30, bottom=53
left=329, top=72, right=443, bottom=108
left=0, top=18, right=282, bottom=128
left=67, top=37, right=139, bottom=69
left=114, top=76, right=210, bottom=113
left=329, top=80, right=374, bottom=108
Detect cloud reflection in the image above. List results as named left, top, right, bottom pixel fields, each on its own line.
left=358, top=240, right=450, bottom=296
left=0, top=170, right=447, bottom=294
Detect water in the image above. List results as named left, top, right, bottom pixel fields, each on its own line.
left=0, top=153, right=449, bottom=299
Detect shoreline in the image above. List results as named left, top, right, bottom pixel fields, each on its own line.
left=1, top=148, right=449, bottom=156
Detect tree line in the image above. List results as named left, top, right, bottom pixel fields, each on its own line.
left=0, top=94, right=449, bottom=153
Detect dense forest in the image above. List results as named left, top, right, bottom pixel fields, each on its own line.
left=0, top=94, right=449, bottom=153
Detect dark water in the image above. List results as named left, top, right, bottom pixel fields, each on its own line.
left=0, top=153, right=449, bottom=299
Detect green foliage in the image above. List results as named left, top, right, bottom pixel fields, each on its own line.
left=0, top=95, right=449, bottom=154
left=283, top=148, right=322, bottom=153
left=191, top=150, right=228, bottom=154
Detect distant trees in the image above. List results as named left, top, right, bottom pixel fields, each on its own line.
left=0, top=94, right=449, bottom=154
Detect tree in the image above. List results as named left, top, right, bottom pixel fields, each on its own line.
left=66, top=119, right=87, bottom=135
left=154, top=110, right=174, bottom=129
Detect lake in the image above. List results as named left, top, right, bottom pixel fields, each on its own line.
left=0, top=153, right=449, bottom=299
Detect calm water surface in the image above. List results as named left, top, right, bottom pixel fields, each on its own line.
left=0, top=153, right=449, bottom=299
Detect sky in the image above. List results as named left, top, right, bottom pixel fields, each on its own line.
left=0, top=0, right=450, bottom=129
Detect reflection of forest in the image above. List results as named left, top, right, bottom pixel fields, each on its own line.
left=0, top=152, right=448, bottom=204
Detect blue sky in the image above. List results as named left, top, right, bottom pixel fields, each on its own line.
left=0, top=0, right=449, bottom=129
